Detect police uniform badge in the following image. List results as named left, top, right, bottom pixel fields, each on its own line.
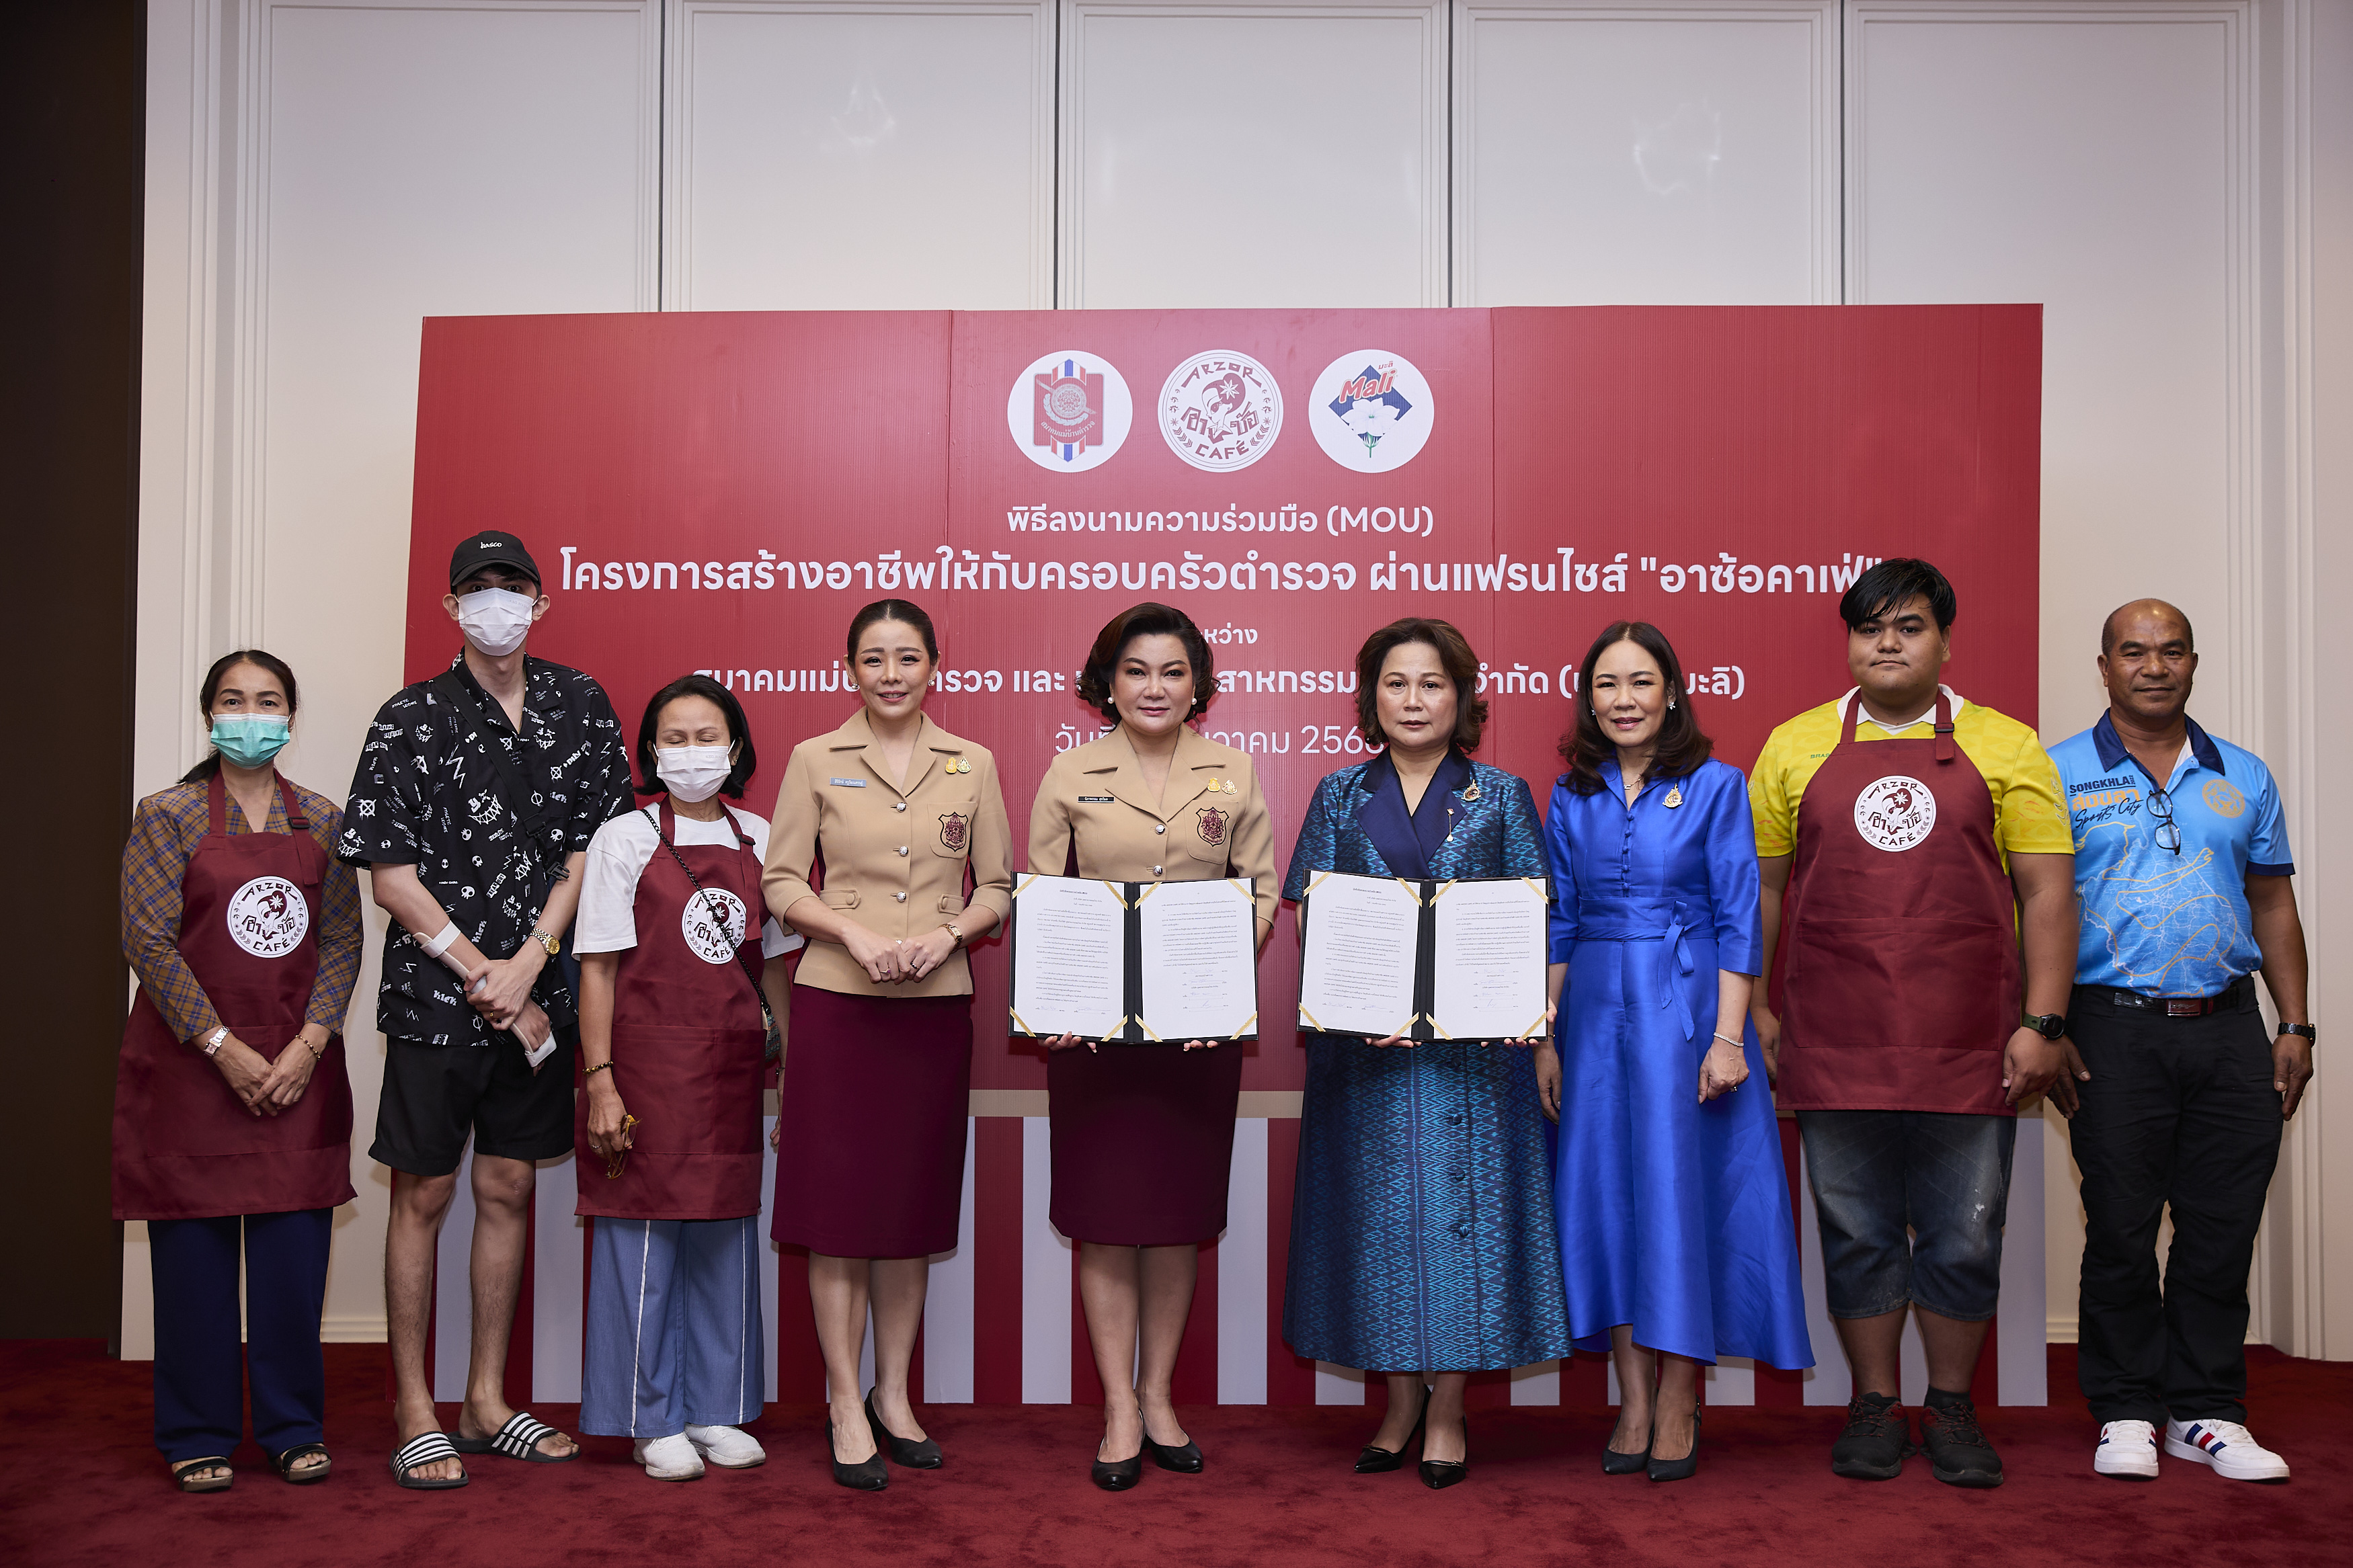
left=939, top=812, right=970, bottom=853
left=1195, top=805, right=1228, bottom=848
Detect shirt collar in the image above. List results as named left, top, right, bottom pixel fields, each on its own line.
left=2091, top=710, right=2225, bottom=779
left=1839, top=684, right=1965, bottom=733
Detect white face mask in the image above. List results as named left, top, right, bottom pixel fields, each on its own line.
left=657, top=745, right=734, bottom=804
left=454, top=587, right=536, bottom=657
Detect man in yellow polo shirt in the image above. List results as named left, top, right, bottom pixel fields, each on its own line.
left=1749, top=558, right=2079, bottom=1490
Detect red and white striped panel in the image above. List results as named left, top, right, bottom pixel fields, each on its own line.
left=428, top=1114, right=2046, bottom=1408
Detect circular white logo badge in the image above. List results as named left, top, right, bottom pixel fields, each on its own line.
left=1158, top=351, right=1283, bottom=472
left=225, top=875, right=308, bottom=958
left=681, top=889, right=749, bottom=965
left=1308, top=349, right=1435, bottom=472
left=1007, top=350, right=1132, bottom=472
left=1853, top=775, right=1938, bottom=852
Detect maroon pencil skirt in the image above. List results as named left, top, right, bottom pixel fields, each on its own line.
left=770, top=984, right=973, bottom=1258
left=1048, top=1040, right=1243, bottom=1246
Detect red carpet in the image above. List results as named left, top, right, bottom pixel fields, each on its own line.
left=2, top=1342, right=2341, bottom=1567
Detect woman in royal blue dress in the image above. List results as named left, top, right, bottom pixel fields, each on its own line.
left=1283, top=618, right=1570, bottom=1491
left=1540, top=620, right=1811, bottom=1483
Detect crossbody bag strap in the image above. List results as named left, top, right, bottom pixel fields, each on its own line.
left=644, top=806, right=775, bottom=1034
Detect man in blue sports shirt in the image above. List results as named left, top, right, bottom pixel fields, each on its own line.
left=2049, top=599, right=2313, bottom=1485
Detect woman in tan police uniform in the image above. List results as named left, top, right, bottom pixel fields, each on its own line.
left=1029, top=601, right=1277, bottom=1491
left=765, top=599, right=1013, bottom=1490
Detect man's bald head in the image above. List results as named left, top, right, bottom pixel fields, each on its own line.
left=2102, top=600, right=2195, bottom=657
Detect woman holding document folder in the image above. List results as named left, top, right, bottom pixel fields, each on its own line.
left=1280, top=618, right=1570, bottom=1491
left=1027, top=602, right=1277, bottom=1492
left=1540, top=620, right=1811, bottom=1484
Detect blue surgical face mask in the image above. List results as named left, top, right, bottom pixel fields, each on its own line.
left=210, top=713, right=292, bottom=770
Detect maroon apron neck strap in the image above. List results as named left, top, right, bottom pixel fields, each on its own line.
left=206, top=771, right=227, bottom=834
left=1933, top=693, right=1956, bottom=763
left=1839, top=693, right=1862, bottom=746
left=276, top=778, right=309, bottom=831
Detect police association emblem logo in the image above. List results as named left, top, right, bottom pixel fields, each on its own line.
left=1159, top=352, right=1283, bottom=472
left=1007, top=350, right=1132, bottom=473
left=680, top=889, right=749, bottom=965
left=1853, top=775, right=1938, bottom=852
left=939, top=812, right=970, bottom=853
left=226, top=875, right=307, bottom=958
left=1195, top=805, right=1229, bottom=847
left=1308, top=349, right=1435, bottom=472
left=2202, top=777, right=2246, bottom=819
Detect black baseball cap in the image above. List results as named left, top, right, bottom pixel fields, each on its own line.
left=448, top=530, right=543, bottom=590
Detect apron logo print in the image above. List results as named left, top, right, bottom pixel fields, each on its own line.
left=1853, top=774, right=1938, bottom=852
left=1195, top=805, right=1229, bottom=847
left=226, top=875, right=308, bottom=958
left=939, top=812, right=969, bottom=853
left=681, top=888, right=748, bottom=965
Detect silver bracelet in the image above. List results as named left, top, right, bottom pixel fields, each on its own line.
left=1712, top=1032, right=1743, bottom=1049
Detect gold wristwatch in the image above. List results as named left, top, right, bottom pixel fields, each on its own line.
left=945, top=922, right=965, bottom=948
left=530, top=928, right=560, bottom=958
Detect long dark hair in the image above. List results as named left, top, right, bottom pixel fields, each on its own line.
left=1558, top=622, right=1714, bottom=795
left=179, top=649, right=300, bottom=784
left=1076, top=602, right=1217, bottom=725
left=634, top=674, right=756, bottom=799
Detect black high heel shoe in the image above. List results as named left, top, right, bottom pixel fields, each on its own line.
left=1356, top=1385, right=1431, bottom=1473
left=865, top=1388, right=943, bottom=1469
left=1602, top=1413, right=1653, bottom=1475
left=1090, top=1434, right=1145, bottom=1492
left=1419, top=1414, right=1470, bottom=1491
left=826, top=1423, right=888, bottom=1491
left=1142, top=1434, right=1203, bottom=1473
left=1647, top=1405, right=1701, bottom=1483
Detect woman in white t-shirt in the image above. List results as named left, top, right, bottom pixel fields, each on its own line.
left=571, top=675, right=801, bottom=1482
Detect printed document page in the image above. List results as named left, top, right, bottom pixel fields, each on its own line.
left=1429, top=878, right=1549, bottom=1042
left=1295, top=872, right=1421, bottom=1038
left=1010, top=876, right=1127, bottom=1039
left=1136, top=878, right=1259, bottom=1041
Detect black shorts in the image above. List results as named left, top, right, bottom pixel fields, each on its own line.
left=370, top=1033, right=575, bottom=1177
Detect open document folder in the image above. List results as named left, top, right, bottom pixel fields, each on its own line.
left=1295, top=871, right=1549, bottom=1042
left=1008, top=873, right=1259, bottom=1044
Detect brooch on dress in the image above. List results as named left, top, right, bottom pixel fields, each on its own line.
left=1461, top=780, right=1482, bottom=802
left=948, top=756, right=971, bottom=775
left=1664, top=786, right=1683, bottom=809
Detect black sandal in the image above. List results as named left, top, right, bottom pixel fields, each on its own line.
left=389, top=1431, right=469, bottom=1490
left=274, top=1442, right=332, bottom=1484
left=171, top=1456, right=233, bottom=1493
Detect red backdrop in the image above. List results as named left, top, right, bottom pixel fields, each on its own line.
left=405, top=304, right=2042, bottom=1094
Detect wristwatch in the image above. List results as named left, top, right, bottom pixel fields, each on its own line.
left=944, top=922, right=965, bottom=948
left=2278, top=1022, right=2317, bottom=1043
left=2025, top=1014, right=2067, bottom=1040
left=201, top=1026, right=229, bottom=1057
left=530, top=928, right=560, bottom=958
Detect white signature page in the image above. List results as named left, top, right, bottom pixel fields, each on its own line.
left=1428, top=878, right=1550, bottom=1042
left=1009, top=875, right=1128, bottom=1039
left=1295, top=872, right=1422, bottom=1039
left=1136, top=878, right=1259, bottom=1041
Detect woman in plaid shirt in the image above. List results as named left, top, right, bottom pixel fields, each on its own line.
left=114, top=650, right=362, bottom=1493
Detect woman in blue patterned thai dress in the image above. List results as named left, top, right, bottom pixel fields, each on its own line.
left=1541, top=621, right=1811, bottom=1483
left=1282, top=618, right=1570, bottom=1491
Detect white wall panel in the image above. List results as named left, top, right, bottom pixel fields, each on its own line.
left=1061, top=0, right=1447, bottom=308
left=667, top=1, right=1054, bottom=309
left=1454, top=1, right=1839, bottom=305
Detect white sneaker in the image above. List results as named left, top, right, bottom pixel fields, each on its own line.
left=685, top=1423, right=768, bottom=1469
left=634, top=1432, right=705, bottom=1481
left=2165, top=1419, right=2290, bottom=1482
left=2093, top=1420, right=2159, bottom=1479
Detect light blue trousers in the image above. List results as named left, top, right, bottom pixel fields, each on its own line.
left=582, top=1215, right=764, bottom=1438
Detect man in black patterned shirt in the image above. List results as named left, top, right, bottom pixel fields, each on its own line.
left=340, top=530, right=631, bottom=1486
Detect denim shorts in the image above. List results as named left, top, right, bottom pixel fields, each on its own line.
left=1796, top=1110, right=2016, bottom=1322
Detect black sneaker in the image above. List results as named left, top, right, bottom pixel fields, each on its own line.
left=1831, top=1393, right=1911, bottom=1479
left=1919, top=1395, right=2004, bottom=1488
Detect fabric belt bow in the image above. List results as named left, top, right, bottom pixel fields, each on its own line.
left=1575, top=901, right=1698, bottom=1041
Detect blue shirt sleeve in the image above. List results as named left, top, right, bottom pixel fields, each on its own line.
left=2245, top=756, right=2294, bottom=875
left=1282, top=776, right=1338, bottom=901
left=1704, top=764, right=1764, bottom=975
left=1495, top=771, right=1550, bottom=884
left=1543, top=780, right=1577, bottom=962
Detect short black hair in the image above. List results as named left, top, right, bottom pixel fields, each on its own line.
left=846, top=599, right=939, bottom=661
left=1353, top=618, right=1488, bottom=751
left=1840, top=557, right=1956, bottom=632
left=635, top=674, right=756, bottom=799
left=1077, top=602, right=1217, bottom=725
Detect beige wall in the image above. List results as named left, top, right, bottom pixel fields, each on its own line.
left=133, top=0, right=2352, bottom=1360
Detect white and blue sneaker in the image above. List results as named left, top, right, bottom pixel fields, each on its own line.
left=2165, top=1418, right=2290, bottom=1482
left=2093, top=1420, right=2159, bottom=1479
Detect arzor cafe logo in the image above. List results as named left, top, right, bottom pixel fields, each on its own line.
left=227, top=874, right=308, bottom=958
left=682, top=889, right=748, bottom=964
left=1159, top=350, right=1283, bottom=472
left=1853, top=775, right=1938, bottom=852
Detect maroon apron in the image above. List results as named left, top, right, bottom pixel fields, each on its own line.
left=1776, top=694, right=2021, bottom=1116
left=112, top=775, right=356, bottom=1220
left=576, top=802, right=770, bottom=1221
